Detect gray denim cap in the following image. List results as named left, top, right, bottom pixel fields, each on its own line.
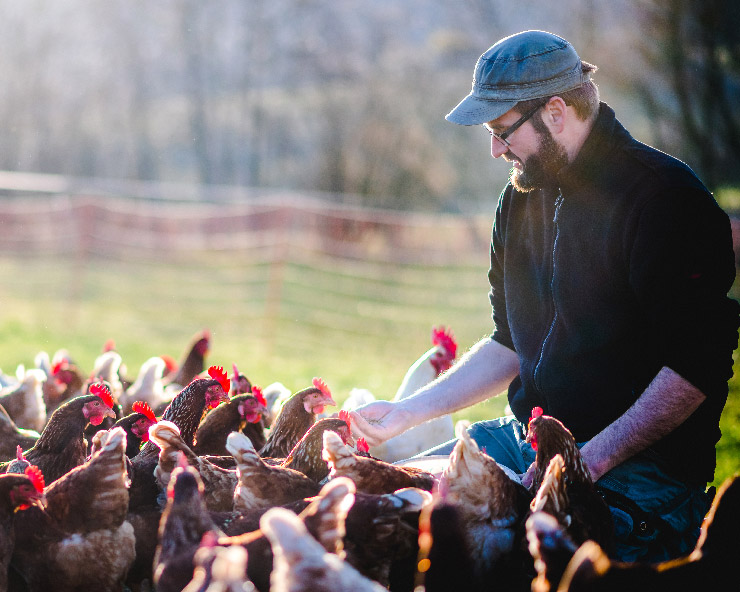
left=446, top=30, right=591, bottom=126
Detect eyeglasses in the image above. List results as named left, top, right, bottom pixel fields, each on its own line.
left=484, top=100, right=548, bottom=147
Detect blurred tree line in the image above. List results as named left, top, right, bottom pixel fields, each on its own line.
left=0, top=0, right=737, bottom=212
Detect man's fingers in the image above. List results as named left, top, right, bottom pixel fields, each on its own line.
left=348, top=410, right=381, bottom=447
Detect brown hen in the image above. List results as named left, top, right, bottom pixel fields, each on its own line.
left=322, top=430, right=435, bottom=494
left=526, top=407, right=614, bottom=550
left=10, top=427, right=136, bottom=592
left=154, top=461, right=224, bottom=592
left=227, top=431, right=320, bottom=515
left=162, top=329, right=211, bottom=391
left=0, top=467, right=44, bottom=592
left=438, top=421, right=532, bottom=587
left=2, top=386, right=117, bottom=484
left=281, top=414, right=354, bottom=483
left=150, top=420, right=238, bottom=513
left=540, top=474, right=740, bottom=592
left=259, top=378, right=336, bottom=459
left=125, top=367, right=230, bottom=590
left=194, top=391, right=268, bottom=456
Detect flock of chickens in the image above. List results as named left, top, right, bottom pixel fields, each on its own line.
left=0, top=328, right=737, bottom=592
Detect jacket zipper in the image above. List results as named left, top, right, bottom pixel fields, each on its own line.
left=533, top=190, right=563, bottom=393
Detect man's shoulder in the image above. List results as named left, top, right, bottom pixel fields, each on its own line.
left=616, top=135, right=708, bottom=194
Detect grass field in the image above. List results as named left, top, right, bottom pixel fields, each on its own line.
left=0, top=251, right=737, bottom=488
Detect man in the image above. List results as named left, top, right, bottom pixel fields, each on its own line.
left=350, top=30, right=739, bottom=562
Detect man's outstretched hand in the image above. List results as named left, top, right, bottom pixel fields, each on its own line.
left=349, top=400, right=413, bottom=448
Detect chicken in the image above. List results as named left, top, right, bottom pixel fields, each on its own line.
left=217, top=476, right=357, bottom=592
left=260, top=506, right=387, bottom=592
left=526, top=510, right=579, bottom=592
left=89, top=349, right=125, bottom=402
left=437, top=420, right=532, bottom=586
left=259, top=378, right=336, bottom=459
left=227, top=431, right=320, bottom=515
left=10, top=427, right=136, bottom=592
left=150, top=420, right=238, bottom=512
left=322, top=430, right=435, bottom=494
left=342, top=486, right=433, bottom=589
left=526, top=407, right=614, bottom=550
left=119, top=355, right=169, bottom=415
left=262, top=382, right=292, bottom=428
left=41, top=353, right=86, bottom=419
left=153, top=459, right=225, bottom=592
left=194, top=389, right=268, bottom=456
left=415, top=501, right=479, bottom=592
left=113, top=400, right=159, bottom=458
left=0, top=367, right=47, bottom=433
left=556, top=474, right=740, bottom=592
left=4, top=445, right=31, bottom=475
left=162, top=328, right=212, bottom=391
left=368, top=326, right=458, bottom=462
left=0, top=466, right=44, bottom=592
left=281, top=413, right=355, bottom=483
left=124, top=367, right=231, bottom=591
left=231, top=363, right=253, bottom=395
left=0, top=403, right=39, bottom=461
left=128, top=365, right=232, bottom=511
left=1, top=383, right=117, bottom=484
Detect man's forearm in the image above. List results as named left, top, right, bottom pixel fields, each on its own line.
left=579, top=366, right=706, bottom=482
left=399, top=337, right=520, bottom=425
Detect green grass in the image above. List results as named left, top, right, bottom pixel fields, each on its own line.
left=0, top=251, right=737, bottom=487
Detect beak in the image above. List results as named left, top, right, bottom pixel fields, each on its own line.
left=105, top=407, right=117, bottom=419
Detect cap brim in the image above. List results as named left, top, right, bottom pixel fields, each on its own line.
left=445, top=93, right=518, bottom=126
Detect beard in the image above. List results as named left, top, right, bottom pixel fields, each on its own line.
left=509, top=119, right=569, bottom=192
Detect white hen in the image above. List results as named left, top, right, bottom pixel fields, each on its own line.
left=0, top=367, right=47, bottom=432
left=119, top=356, right=169, bottom=415
left=368, top=326, right=458, bottom=462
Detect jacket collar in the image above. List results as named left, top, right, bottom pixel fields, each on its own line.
left=557, top=102, right=633, bottom=189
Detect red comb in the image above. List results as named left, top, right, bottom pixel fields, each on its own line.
left=103, top=339, right=116, bottom=352
left=356, top=438, right=370, bottom=453
left=16, top=445, right=24, bottom=462
left=90, top=382, right=114, bottom=409
left=432, top=326, right=457, bottom=358
left=312, top=377, right=331, bottom=398
left=161, top=355, right=178, bottom=372
left=208, top=365, right=230, bottom=394
left=51, top=360, right=68, bottom=375
left=339, top=409, right=352, bottom=428
left=132, top=401, right=157, bottom=422
left=530, top=407, right=544, bottom=422
left=25, top=465, right=45, bottom=493
left=251, top=385, right=267, bottom=407
left=232, top=363, right=240, bottom=377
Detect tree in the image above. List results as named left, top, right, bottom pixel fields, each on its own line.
left=633, top=0, right=740, bottom=191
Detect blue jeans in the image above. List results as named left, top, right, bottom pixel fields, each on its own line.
left=419, top=416, right=712, bottom=562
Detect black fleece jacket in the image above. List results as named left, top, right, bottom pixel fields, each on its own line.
left=489, top=102, right=739, bottom=485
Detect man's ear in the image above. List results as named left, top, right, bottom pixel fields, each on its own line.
left=542, top=96, right=568, bottom=134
